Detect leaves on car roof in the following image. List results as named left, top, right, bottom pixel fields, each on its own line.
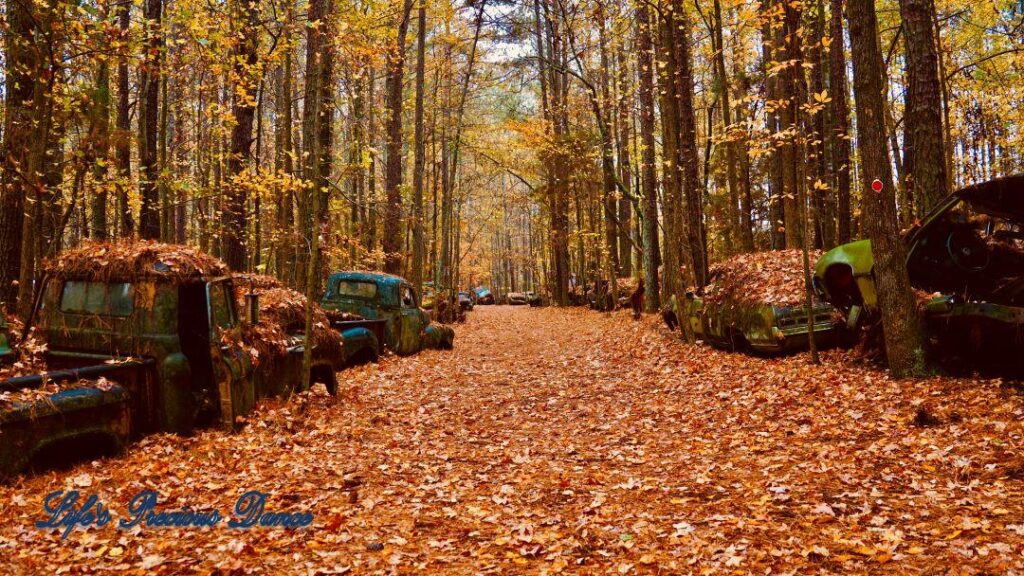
left=704, top=249, right=824, bottom=308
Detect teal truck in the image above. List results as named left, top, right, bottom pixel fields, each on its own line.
left=0, top=242, right=342, bottom=479
left=814, top=175, right=1024, bottom=370
left=321, top=272, right=454, bottom=356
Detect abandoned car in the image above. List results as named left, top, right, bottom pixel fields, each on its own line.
left=0, top=242, right=340, bottom=480
left=473, top=287, right=495, bottom=305
left=321, top=271, right=454, bottom=356
left=679, top=250, right=843, bottom=353
left=814, top=175, right=1024, bottom=369
left=506, top=292, right=529, bottom=306
left=457, top=291, right=475, bottom=311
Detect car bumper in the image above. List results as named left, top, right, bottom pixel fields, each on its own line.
left=749, top=322, right=842, bottom=353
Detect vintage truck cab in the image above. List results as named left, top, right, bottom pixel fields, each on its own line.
left=321, top=272, right=454, bottom=356
left=0, top=242, right=336, bottom=479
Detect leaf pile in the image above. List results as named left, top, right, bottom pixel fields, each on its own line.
left=232, top=275, right=344, bottom=364
left=45, top=240, right=229, bottom=284
left=704, top=248, right=823, bottom=307
left=0, top=306, right=1020, bottom=574
left=0, top=328, right=48, bottom=381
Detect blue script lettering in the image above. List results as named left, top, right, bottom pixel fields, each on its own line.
left=35, top=491, right=111, bottom=539
left=119, top=490, right=222, bottom=529
left=228, top=490, right=313, bottom=529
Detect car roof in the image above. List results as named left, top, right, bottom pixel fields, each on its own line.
left=953, top=174, right=1024, bottom=221
left=327, top=271, right=409, bottom=287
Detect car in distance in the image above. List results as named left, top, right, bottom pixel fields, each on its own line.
left=680, top=249, right=843, bottom=353
left=473, top=287, right=495, bottom=305
left=457, top=291, right=474, bottom=311
left=506, top=292, right=528, bottom=306
left=814, top=175, right=1024, bottom=371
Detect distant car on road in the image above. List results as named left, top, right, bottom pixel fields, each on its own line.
left=473, top=287, right=495, bottom=305
left=526, top=291, right=543, bottom=307
left=457, top=291, right=474, bottom=311
left=506, top=292, right=528, bottom=306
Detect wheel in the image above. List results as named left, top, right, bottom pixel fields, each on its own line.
left=311, top=365, right=337, bottom=395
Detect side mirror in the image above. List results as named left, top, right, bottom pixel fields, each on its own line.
left=245, top=292, right=260, bottom=325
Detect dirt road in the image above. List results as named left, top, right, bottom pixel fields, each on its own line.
left=1, top=306, right=1022, bottom=574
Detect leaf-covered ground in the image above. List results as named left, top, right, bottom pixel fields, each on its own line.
left=1, top=306, right=1022, bottom=574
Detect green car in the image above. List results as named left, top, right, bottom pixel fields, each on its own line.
left=814, top=175, right=1024, bottom=369
left=678, top=251, right=842, bottom=354
left=321, top=272, right=454, bottom=356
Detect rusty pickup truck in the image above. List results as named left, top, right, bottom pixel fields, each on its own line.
left=321, top=272, right=454, bottom=356
left=0, top=242, right=340, bottom=479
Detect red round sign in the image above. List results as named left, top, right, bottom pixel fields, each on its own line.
left=871, top=179, right=883, bottom=193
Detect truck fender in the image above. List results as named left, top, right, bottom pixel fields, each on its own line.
left=341, top=327, right=380, bottom=366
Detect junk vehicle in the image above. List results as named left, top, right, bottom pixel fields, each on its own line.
left=0, top=242, right=340, bottom=480
left=506, top=292, right=529, bottom=306
left=232, top=276, right=380, bottom=368
left=321, top=272, right=454, bottom=356
left=678, top=250, right=844, bottom=353
left=473, top=287, right=495, bottom=305
left=814, top=175, right=1024, bottom=370
left=457, top=291, right=475, bottom=312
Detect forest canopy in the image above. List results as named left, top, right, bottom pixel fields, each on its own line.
left=0, top=0, right=1020, bottom=326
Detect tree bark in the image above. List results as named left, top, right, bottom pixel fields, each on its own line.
left=847, top=0, right=927, bottom=377
left=382, top=0, right=415, bottom=274
left=411, top=0, right=427, bottom=292
left=114, top=0, right=134, bottom=237
left=637, top=1, right=661, bottom=312
left=899, top=0, right=948, bottom=215
left=829, top=0, right=853, bottom=243
left=138, top=0, right=162, bottom=239
left=670, top=0, right=707, bottom=287
left=222, top=0, right=261, bottom=271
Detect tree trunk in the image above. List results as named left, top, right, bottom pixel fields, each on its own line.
left=637, top=2, right=661, bottom=312
left=222, top=0, right=260, bottom=271
left=847, top=0, right=927, bottom=377
left=670, top=0, right=707, bottom=287
left=138, top=0, right=162, bottom=239
left=829, top=0, right=853, bottom=243
left=899, top=0, right=948, bottom=215
left=411, top=0, right=427, bottom=292
left=382, top=0, right=414, bottom=274
left=114, top=0, right=134, bottom=237
left=89, top=3, right=112, bottom=240
left=0, top=0, right=42, bottom=306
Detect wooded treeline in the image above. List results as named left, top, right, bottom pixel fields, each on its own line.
left=0, top=0, right=500, bottom=315
left=0, top=0, right=1021, bottom=368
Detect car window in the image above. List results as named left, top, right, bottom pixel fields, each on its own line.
left=209, top=283, right=235, bottom=330
left=60, top=281, right=134, bottom=316
left=401, top=286, right=417, bottom=308
left=330, top=279, right=378, bottom=299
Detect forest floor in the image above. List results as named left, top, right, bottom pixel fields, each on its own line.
left=1, top=306, right=1023, bottom=574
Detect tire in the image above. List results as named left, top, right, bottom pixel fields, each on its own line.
left=311, top=365, right=338, bottom=395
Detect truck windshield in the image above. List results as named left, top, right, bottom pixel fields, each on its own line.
left=330, top=280, right=378, bottom=300
left=60, top=281, right=134, bottom=316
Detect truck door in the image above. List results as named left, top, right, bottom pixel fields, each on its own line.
left=397, top=284, right=423, bottom=354
left=207, top=279, right=254, bottom=428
